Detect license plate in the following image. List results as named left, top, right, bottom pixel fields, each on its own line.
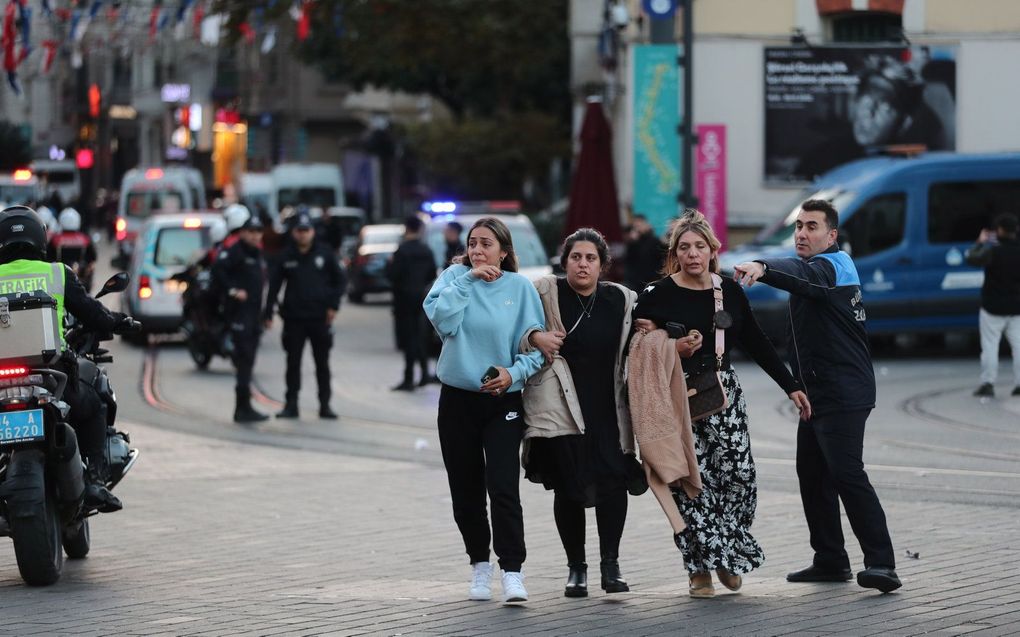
left=0, top=409, right=45, bottom=445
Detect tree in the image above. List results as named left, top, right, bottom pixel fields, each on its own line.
left=214, top=0, right=571, bottom=121
left=0, top=122, right=31, bottom=171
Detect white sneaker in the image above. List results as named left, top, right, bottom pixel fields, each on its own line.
left=469, top=562, right=493, bottom=601
left=502, top=570, right=528, bottom=603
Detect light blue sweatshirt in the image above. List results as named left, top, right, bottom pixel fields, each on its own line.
left=424, top=264, right=546, bottom=393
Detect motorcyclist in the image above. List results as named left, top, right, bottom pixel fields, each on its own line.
left=0, top=206, right=131, bottom=513
left=48, top=207, right=97, bottom=292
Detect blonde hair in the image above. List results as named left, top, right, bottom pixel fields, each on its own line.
left=662, top=209, right=721, bottom=275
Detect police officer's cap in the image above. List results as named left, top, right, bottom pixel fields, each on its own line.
left=291, top=213, right=314, bottom=230
left=241, top=216, right=264, bottom=231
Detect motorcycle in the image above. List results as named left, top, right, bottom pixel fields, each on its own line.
left=0, top=273, right=140, bottom=586
left=172, top=266, right=232, bottom=370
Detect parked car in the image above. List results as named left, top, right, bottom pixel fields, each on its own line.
left=346, top=223, right=404, bottom=303
left=422, top=208, right=553, bottom=280
left=122, top=212, right=226, bottom=335
left=719, top=151, right=1020, bottom=341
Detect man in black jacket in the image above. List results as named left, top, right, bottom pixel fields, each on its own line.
left=966, top=213, right=1020, bottom=398
left=624, top=214, right=665, bottom=291
left=733, top=198, right=900, bottom=593
left=213, top=215, right=269, bottom=423
left=264, top=212, right=345, bottom=419
left=388, top=215, right=437, bottom=390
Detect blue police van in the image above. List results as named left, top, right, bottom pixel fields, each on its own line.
left=720, top=152, right=1020, bottom=341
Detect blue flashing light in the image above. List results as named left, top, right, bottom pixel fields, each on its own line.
left=435, top=213, right=456, bottom=222
left=424, top=201, right=457, bottom=214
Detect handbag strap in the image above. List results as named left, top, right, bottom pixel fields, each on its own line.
left=712, top=273, right=724, bottom=369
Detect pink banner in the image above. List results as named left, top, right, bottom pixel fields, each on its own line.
left=696, top=124, right=727, bottom=251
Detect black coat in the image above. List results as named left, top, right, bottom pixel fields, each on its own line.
left=758, top=245, right=876, bottom=416
left=966, top=237, right=1020, bottom=316
left=212, top=240, right=266, bottom=329
left=388, top=237, right=437, bottom=315
left=264, top=241, right=345, bottom=322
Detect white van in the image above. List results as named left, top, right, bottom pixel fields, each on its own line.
left=0, top=169, right=42, bottom=205
left=269, top=163, right=344, bottom=222
left=116, top=166, right=207, bottom=259
left=30, top=159, right=80, bottom=204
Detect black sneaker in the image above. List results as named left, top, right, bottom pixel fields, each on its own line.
left=234, top=406, right=269, bottom=423
left=974, top=383, right=995, bottom=397
left=319, top=406, right=338, bottom=420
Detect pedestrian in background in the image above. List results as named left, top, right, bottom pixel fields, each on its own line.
left=388, top=215, right=437, bottom=391
left=424, top=217, right=546, bottom=604
left=522, top=228, right=639, bottom=599
left=213, top=215, right=269, bottom=424
left=733, top=198, right=901, bottom=593
left=635, top=210, right=810, bottom=598
left=624, top=214, right=665, bottom=291
left=966, top=213, right=1020, bottom=398
left=264, top=212, right=345, bottom=419
left=443, top=220, right=465, bottom=268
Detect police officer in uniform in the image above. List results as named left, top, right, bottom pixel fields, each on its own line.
left=213, top=215, right=269, bottom=423
left=0, top=206, right=133, bottom=512
left=263, top=212, right=344, bottom=419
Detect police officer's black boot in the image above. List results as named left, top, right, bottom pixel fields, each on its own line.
left=276, top=401, right=299, bottom=419
left=84, top=456, right=123, bottom=513
left=234, top=390, right=269, bottom=423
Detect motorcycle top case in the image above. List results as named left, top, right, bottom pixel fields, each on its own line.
left=0, top=292, right=61, bottom=367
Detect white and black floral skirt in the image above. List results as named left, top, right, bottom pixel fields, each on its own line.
left=672, top=369, right=764, bottom=575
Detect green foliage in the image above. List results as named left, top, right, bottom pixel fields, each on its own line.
left=214, top=0, right=570, bottom=120
left=0, top=122, right=31, bottom=171
left=407, top=111, right=568, bottom=200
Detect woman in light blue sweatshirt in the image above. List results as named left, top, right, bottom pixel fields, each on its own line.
left=424, top=217, right=545, bottom=604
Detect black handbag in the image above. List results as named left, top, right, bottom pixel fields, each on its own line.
left=685, top=274, right=728, bottom=421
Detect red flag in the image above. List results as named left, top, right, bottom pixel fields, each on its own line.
left=41, top=39, right=59, bottom=73
left=238, top=21, right=254, bottom=44
left=149, top=5, right=160, bottom=41
left=296, top=1, right=312, bottom=41
left=193, top=2, right=204, bottom=37
left=2, top=2, right=17, bottom=74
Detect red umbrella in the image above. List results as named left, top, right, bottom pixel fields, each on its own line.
left=563, top=101, right=623, bottom=243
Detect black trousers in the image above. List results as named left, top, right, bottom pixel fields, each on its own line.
left=797, top=409, right=895, bottom=570
left=282, top=318, right=333, bottom=406
left=437, top=384, right=526, bottom=572
left=230, top=325, right=261, bottom=402
left=553, top=488, right=628, bottom=566
left=63, top=377, right=106, bottom=460
left=394, top=310, right=429, bottom=382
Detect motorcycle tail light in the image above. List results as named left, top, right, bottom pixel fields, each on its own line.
left=0, top=366, right=28, bottom=378
left=139, top=275, right=153, bottom=300
left=115, top=217, right=127, bottom=242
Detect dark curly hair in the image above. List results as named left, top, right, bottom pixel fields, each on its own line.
left=560, top=227, right=611, bottom=272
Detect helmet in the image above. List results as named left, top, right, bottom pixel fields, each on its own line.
left=223, top=203, right=251, bottom=232
left=36, top=205, right=56, bottom=230
left=209, top=222, right=228, bottom=244
left=0, top=206, right=48, bottom=259
left=58, top=207, right=82, bottom=232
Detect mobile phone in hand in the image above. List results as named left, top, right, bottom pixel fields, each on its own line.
left=665, top=322, right=687, bottom=339
left=480, top=366, right=500, bottom=384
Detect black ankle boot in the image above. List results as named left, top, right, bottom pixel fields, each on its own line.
left=276, top=402, right=299, bottom=418
left=600, top=558, right=629, bottom=593
left=564, top=562, right=588, bottom=598
left=84, top=458, right=122, bottom=513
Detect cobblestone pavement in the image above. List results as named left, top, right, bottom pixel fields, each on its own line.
left=1, top=417, right=1017, bottom=636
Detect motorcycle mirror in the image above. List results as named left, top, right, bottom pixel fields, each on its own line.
left=96, top=272, right=131, bottom=298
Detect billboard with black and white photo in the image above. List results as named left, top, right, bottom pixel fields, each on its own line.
left=764, top=46, right=956, bottom=183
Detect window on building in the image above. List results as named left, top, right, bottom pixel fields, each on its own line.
left=928, top=180, right=1020, bottom=244
left=840, top=193, right=906, bottom=258
left=831, top=12, right=903, bottom=43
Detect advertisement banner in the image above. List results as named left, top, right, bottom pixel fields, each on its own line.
left=764, top=46, right=957, bottom=183
left=695, top=124, right=727, bottom=251
left=632, top=44, right=680, bottom=236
